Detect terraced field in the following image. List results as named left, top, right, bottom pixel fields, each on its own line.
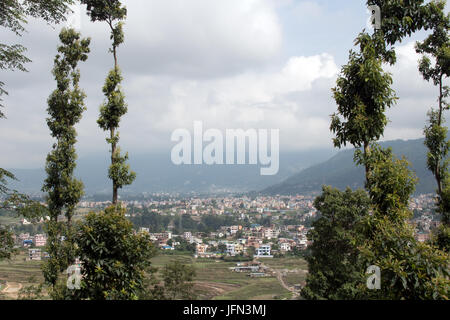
left=0, top=250, right=44, bottom=299
left=0, top=251, right=307, bottom=300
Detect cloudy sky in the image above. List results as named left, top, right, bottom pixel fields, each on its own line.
left=0, top=0, right=444, bottom=169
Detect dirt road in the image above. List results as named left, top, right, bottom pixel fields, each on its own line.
left=259, top=262, right=300, bottom=299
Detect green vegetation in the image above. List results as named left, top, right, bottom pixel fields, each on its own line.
left=73, top=206, right=156, bottom=300
left=1, top=0, right=449, bottom=301
left=262, top=138, right=438, bottom=196
left=301, top=187, right=371, bottom=300
left=214, top=278, right=291, bottom=300
left=1, top=3, right=74, bottom=264
left=130, top=209, right=171, bottom=233
left=41, top=28, right=90, bottom=298
left=358, top=146, right=449, bottom=299
left=81, top=0, right=135, bottom=204
left=0, top=0, right=74, bottom=113
left=415, top=0, right=450, bottom=252
left=158, top=260, right=196, bottom=300
left=302, top=0, right=450, bottom=300
left=0, top=251, right=44, bottom=285
left=0, top=252, right=306, bottom=300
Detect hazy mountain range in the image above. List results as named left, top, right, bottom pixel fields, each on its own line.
left=6, top=149, right=335, bottom=196
left=5, top=137, right=438, bottom=197
left=261, top=138, right=436, bottom=196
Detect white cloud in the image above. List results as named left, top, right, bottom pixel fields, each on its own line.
left=126, top=52, right=339, bottom=152
left=0, top=0, right=444, bottom=170
left=383, top=41, right=440, bottom=141
left=123, top=0, right=283, bottom=77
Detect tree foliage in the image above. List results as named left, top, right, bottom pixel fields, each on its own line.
left=74, top=206, right=156, bottom=300
left=41, top=28, right=90, bottom=294
left=81, top=0, right=135, bottom=204
left=0, top=1, right=74, bottom=260
left=302, top=187, right=371, bottom=300
left=369, top=0, right=438, bottom=46
left=305, top=1, right=450, bottom=300
left=160, top=260, right=196, bottom=300
left=415, top=0, right=450, bottom=252
left=358, top=146, right=450, bottom=299
left=1, top=0, right=74, bottom=264
left=0, top=225, right=15, bottom=261
left=0, top=0, right=74, bottom=112
left=331, top=32, right=398, bottom=180
left=81, top=0, right=126, bottom=22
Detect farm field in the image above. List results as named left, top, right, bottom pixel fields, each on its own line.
left=0, top=251, right=44, bottom=300
left=0, top=251, right=308, bottom=300
left=149, top=254, right=307, bottom=300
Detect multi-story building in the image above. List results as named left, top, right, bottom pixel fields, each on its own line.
left=149, top=232, right=172, bottom=241
left=280, top=242, right=291, bottom=252
left=28, top=249, right=41, bottom=261
left=263, top=228, right=279, bottom=239
left=196, top=243, right=208, bottom=255
left=18, top=233, right=31, bottom=242
left=255, top=244, right=272, bottom=257
left=226, top=243, right=236, bottom=256
left=33, top=234, right=47, bottom=247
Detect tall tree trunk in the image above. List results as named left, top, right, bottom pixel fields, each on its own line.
left=436, top=74, right=443, bottom=197
left=111, top=127, right=117, bottom=204
left=364, top=141, right=371, bottom=186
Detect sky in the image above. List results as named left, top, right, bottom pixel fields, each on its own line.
left=0, top=0, right=445, bottom=169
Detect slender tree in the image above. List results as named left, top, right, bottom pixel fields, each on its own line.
left=415, top=0, right=450, bottom=252
left=0, top=0, right=75, bottom=217
left=41, top=28, right=90, bottom=295
left=0, top=0, right=76, bottom=262
left=81, top=0, right=135, bottom=205
left=331, top=32, right=397, bottom=183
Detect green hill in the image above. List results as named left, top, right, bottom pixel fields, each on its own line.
left=261, top=138, right=437, bottom=196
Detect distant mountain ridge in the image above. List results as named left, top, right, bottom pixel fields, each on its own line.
left=6, top=149, right=335, bottom=196
left=261, top=138, right=437, bottom=196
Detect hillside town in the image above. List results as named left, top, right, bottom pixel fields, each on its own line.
left=7, top=193, right=442, bottom=261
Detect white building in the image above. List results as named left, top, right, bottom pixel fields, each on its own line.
left=255, top=244, right=272, bottom=257
left=264, top=228, right=279, bottom=239
left=28, top=249, right=41, bottom=261
left=140, top=227, right=150, bottom=234
left=280, top=242, right=291, bottom=252
left=226, top=243, right=236, bottom=256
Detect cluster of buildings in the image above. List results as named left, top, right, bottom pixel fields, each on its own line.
left=139, top=222, right=310, bottom=259
left=78, top=194, right=317, bottom=217
left=11, top=193, right=441, bottom=264
left=15, top=233, right=47, bottom=248
left=11, top=233, right=49, bottom=261
left=230, top=261, right=273, bottom=277
left=409, top=194, right=443, bottom=242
